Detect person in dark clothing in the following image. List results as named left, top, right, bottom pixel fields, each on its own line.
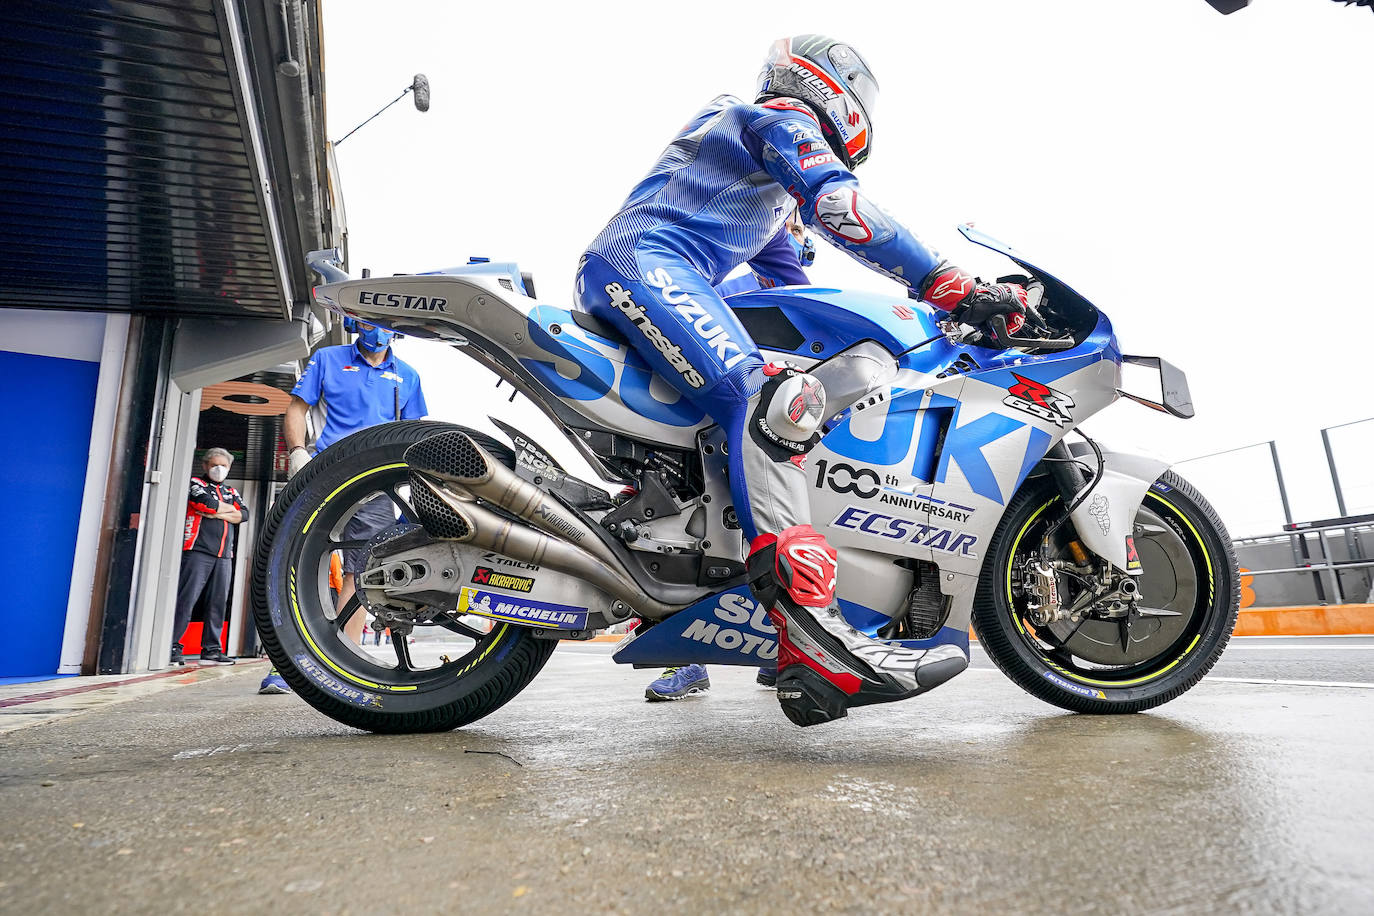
left=171, top=447, right=248, bottom=666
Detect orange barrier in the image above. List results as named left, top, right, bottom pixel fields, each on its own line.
left=1234, top=603, right=1374, bottom=637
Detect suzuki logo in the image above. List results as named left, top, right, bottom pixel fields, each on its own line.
left=848, top=111, right=861, bottom=126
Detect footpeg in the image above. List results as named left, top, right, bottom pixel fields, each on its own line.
left=775, top=667, right=849, bottom=727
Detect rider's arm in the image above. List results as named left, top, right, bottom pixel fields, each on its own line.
left=747, top=101, right=1028, bottom=336
left=745, top=100, right=940, bottom=295
left=285, top=351, right=325, bottom=454
left=284, top=396, right=311, bottom=454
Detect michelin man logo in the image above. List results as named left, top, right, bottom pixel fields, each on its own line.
left=1088, top=495, right=1111, bottom=535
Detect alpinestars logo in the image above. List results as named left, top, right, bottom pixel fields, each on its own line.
left=605, top=282, right=704, bottom=388
left=815, top=189, right=873, bottom=243
left=788, top=380, right=824, bottom=424
left=1003, top=373, right=1075, bottom=427
left=785, top=542, right=837, bottom=606
left=642, top=269, right=749, bottom=371
left=926, top=268, right=974, bottom=306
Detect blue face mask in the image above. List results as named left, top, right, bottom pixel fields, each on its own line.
left=791, top=234, right=817, bottom=267
left=356, top=325, right=395, bottom=353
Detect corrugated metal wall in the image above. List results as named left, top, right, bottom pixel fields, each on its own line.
left=0, top=0, right=284, bottom=317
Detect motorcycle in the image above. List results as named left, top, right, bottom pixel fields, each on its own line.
left=251, top=224, right=1238, bottom=732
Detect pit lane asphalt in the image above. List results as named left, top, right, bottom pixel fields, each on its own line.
left=2, top=637, right=1371, bottom=914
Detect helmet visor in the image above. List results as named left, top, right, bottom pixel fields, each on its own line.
left=843, top=67, right=878, bottom=123
left=828, top=44, right=878, bottom=123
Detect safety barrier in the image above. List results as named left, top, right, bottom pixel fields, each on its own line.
left=1236, top=516, right=1374, bottom=608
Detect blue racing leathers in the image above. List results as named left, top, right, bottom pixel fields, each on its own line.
left=578, top=94, right=942, bottom=544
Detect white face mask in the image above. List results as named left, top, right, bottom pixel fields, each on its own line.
left=207, top=465, right=229, bottom=483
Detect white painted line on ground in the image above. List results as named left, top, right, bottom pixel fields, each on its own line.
left=1206, top=676, right=1374, bottom=689
left=1223, top=644, right=1374, bottom=651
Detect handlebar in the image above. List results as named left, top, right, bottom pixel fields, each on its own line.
left=988, top=313, right=1077, bottom=352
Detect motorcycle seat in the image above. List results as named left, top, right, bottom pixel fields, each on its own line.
left=570, top=308, right=632, bottom=347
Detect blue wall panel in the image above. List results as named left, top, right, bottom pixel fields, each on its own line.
left=0, top=350, right=99, bottom=676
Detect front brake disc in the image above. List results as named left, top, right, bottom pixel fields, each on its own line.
left=1064, top=506, right=1197, bottom=666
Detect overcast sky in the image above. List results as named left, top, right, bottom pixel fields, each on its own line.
left=320, top=0, right=1373, bottom=535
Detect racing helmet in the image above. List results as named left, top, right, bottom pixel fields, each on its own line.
left=756, top=34, right=879, bottom=168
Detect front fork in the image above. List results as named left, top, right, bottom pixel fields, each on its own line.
left=1043, top=441, right=1090, bottom=515
left=1040, top=441, right=1166, bottom=575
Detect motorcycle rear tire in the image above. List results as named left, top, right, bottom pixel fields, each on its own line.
left=251, top=420, right=556, bottom=733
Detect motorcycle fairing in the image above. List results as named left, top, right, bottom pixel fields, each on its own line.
left=610, top=585, right=970, bottom=668
left=309, top=242, right=1150, bottom=663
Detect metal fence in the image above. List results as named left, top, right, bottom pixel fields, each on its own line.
left=1234, top=518, right=1374, bottom=608
left=1171, top=429, right=1373, bottom=607
left=1323, top=417, right=1374, bottom=517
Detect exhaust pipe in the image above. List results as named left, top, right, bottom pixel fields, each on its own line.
left=406, top=431, right=624, bottom=569
left=407, top=474, right=675, bottom=617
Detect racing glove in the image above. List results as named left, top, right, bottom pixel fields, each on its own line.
left=917, top=261, right=1028, bottom=334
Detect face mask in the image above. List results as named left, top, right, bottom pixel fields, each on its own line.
left=791, top=234, right=816, bottom=267
left=207, top=465, right=229, bottom=483
left=357, top=326, right=395, bottom=353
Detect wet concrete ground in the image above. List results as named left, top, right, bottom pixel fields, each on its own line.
left=1, top=638, right=1371, bottom=914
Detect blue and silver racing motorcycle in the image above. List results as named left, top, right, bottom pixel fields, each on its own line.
left=252, top=226, right=1238, bottom=732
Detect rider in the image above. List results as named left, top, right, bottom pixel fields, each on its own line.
left=644, top=209, right=812, bottom=702
left=578, top=35, right=1029, bottom=726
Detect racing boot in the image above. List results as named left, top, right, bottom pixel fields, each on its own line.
left=747, top=526, right=968, bottom=727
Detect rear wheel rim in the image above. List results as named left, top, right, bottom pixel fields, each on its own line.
left=288, top=462, right=508, bottom=693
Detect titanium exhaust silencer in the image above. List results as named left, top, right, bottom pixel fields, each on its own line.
left=404, top=432, right=677, bottom=617
left=405, top=431, right=623, bottom=569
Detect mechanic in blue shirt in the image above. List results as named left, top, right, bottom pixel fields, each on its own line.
left=579, top=35, right=1030, bottom=726
left=282, top=321, right=427, bottom=653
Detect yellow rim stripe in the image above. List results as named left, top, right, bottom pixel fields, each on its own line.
left=453, top=624, right=509, bottom=678
left=302, top=462, right=409, bottom=535
left=1004, top=489, right=1218, bottom=689
left=1151, top=492, right=1216, bottom=604
left=288, top=462, right=508, bottom=691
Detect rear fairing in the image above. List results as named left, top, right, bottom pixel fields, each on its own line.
left=312, top=266, right=711, bottom=449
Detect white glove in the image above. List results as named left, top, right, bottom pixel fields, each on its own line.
left=288, top=447, right=312, bottom=478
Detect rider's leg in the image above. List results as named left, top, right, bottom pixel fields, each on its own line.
left=732, top=366, right=966, bottom=726
left=576, top=252, right=964, bottom=725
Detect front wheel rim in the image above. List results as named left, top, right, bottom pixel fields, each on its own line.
left=1002, top=491, right=1220, bottom=690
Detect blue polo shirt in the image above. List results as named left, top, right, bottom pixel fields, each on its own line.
left=292, top=343, right=428, bottom=452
